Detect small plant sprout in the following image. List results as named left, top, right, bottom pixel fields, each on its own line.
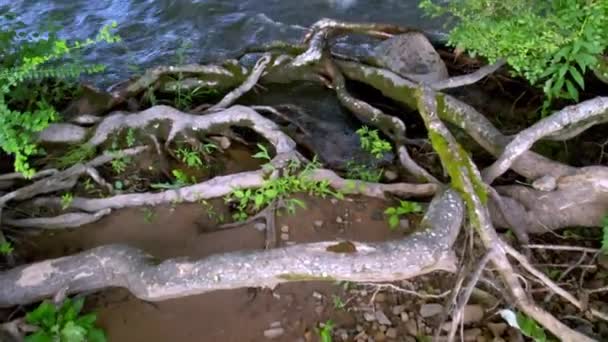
left=318, top=320, right=334, bottom=342
left=141, top=208, right=157, bottom=224
left=126, top=128, right=136, bottom=147
left=0, top=241, right=14, bottom=255
left=110, top=154, right=130, bottom=174
left=172, top=169, right=195, bottom=185
left=176, top=146, right=203, bottom=169
left=252, top=143, right=272, bottom=162
left=24, top=297, right=107, bottom=342
left=356, top=126, right=392, bottom=159
left=332, top=295, right=346, bottom=310
left=384, top=200, right=423, bottom=230
left=346, top=161, right=383, bottom=182
left=61, top=193, right=74, bottom=210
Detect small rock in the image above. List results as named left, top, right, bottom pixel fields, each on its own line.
left=312, top=291, right=324, bottom=300
left=386, top=328, right=398, bottom=339
left=372, top=323, right=379, bottom=331
left=463, top=305, right=485, bottom=324
left=211, top=136, right=231, bottom=150
left=253, top=222, right=266, bottom=231
left=379, top=325, right=387, bottom=332
left=337, top=329, right=349, bottom=341
left=336, top=216, right=344, bottom=224
left=363, top=312, right=377, bottom=322
left=270, top=321, right=282, bottom=328
left=304, top=330, right=313, bottom=342
left=532, top=175, right=557, bottom=191
left=314, top=305, right=324, bottom=316
left=401, top=312, right=409, bottom=322
left=405, top=320, right=418, bottom=336
left=356, top=325, right=364, bottom=332
left=399, top=219, right=410, bottom=230
left=464, top=328, right=482, bottom=341
left=375, top=293, right=387, bottom=302
left=280, top=233, right=289, bottom=241
left=384, top=170, right=398, bottom=181
left=313, top=220, right=324, bottom=228
left=392, top=305, right=406, bottom=315
left=487, top=323, right=507, bottom=337
left=420, top=303, right=443, bottom=318
left=375, top=310, right=392, bottom=326
left=331, top=198, right=339, bottom=205
left=280, top=225, right=289, bottom=233
left=263, top=328, right=285, bottom=339
left=373, top=331, right=387, bottom=341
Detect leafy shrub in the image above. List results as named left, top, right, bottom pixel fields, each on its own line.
left=356, top=126, right=392, bottom=159
left=0, top=12, right=120, bottom=177
left=25, top=298, right=106, bottom=342
left=420, top=0, right=608, bottom=112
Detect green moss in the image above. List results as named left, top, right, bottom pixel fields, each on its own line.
left=277, top=274, right=337, bottom=281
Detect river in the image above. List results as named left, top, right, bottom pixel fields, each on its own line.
left=4, top=0, right=441, bottom=84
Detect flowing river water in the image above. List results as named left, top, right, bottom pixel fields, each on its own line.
left=5, top=0, right=441, bottom=85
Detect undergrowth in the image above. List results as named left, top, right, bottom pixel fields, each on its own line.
left=0, top=12, right=120, bottom=177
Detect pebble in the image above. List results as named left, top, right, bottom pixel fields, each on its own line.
left=373, top=331, right=387, bottom=341
left=211, top=136, right=231, bottom=150
left=313, top=220, right=324, bottom=228
left=463, top=305, right=485, bottom=324
left=379, top=325, right=387, bottom=332
left=405, top=320, right=418, bottom=336
left=280, top=225, right=289, bottom=233
left=331, top=198, right=339, bottom=205
left=270, top=321, right=282, bottom=328
left=336, top=216, right=344, bottom=223
left=312, top=291, right=324, bottom=300
left=314, top=305, right=324, bottom=316
left=401, top=312, right=409, bottom=322
left=356, top=325, right=364, bottom=332
left=399, top=219, right=410, bottom=230
left=337, top=329, right=349, bottom=341
left=420, top=303, right=443, bottom=318
left=375, top=310, right=392, bottom=326
left=386, top=328, right=398, bottom=339
left=280, top=233, right=289, bottom=241
left=363, top=312, right=377, bottom=322
left=384, top=170, right=398, bottom=181
left=253, top=222, right=266, bottom=231
left=375, top=293, right=387, bottom=302
left=392, top=305, right=406, bottom=315
left=263, top=328, right=285, bottom=339
left=487, top=322, right=507, bottom=337
left=531, top=175, right=557, bottom=191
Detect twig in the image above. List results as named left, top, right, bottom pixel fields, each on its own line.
left=208, top=53, right=272, bottom=111
left=524, top=245, right=601, bottom=254
left=359, top=282, right=451, bottom=300
left=502, top=240, right=608, bottom=322
left=448, top=249, right=494, bottom=342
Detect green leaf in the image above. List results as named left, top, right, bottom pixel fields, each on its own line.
left=568, top=66, right=585, bottom=89
left=565, top=80, right=579, bottom=101
left=75, top=313, right=97, bottom=329
left=87, top=328, right=107, bottom=342
left=26, top=301, right=57, bottom=328
left=384, top=207, right=396, bottom=215
left=388, top=215, right=399, bottom=229
left=24, top=330, right=54, bottom=342
left=60, top=321, right=87, bottom=342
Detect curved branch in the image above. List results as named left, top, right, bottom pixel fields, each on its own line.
left=483, top=97, right=608, bottom=184
left=4, top=209, right=112, bottom=230
left=430, top=59, right=506, bottom=90
left=0, top=189, right=463, bottom=307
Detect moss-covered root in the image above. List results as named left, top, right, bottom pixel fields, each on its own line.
left=414, top=87, right=596, bottom=342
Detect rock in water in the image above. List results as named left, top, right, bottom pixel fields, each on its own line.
left=374, top=32, right=449, bottom=84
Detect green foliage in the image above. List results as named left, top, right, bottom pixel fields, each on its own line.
left=110, top=153, right=130, bottom=174
left=356, top=126, right=392, bottom=159
left=384, top=200, right=423, bottom=230
left=420, top=0, right=608, bottom=113
left=0, top=14, right=120, bottom=177
left=60, top=193, right=73, bottom=210
left=318, top=320, right=334, bottom=342
left=54, top=144, right=96, bottom=169
left=516, top=312, right=549, bottom=342
left=176, top=146, right=203, bottom=168
left=252, top=143, right=272, bottom=162
left=199, top=199, right=225, bottom=223
left=25, top=298, right=106, bottom=342
left=0, top=241, right=14, bottom=255
left=141, top=207, right=157, bottom=224
left=172, top=169, right=195, bottom=185
left=346, top=161, right=383, bottom=182
left=602, top=215, right=608, bottom=254
left=226, top=157, right=342, bottom=221
left=332, top=295, right=346, bottom=310
left=125, top=128, right=136, bottom=148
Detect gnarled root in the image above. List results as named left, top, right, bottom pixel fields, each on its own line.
left=0, top=189, right=463, bottom=307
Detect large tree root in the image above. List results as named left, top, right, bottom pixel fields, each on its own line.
left=0, top=189, right=463, bottom=307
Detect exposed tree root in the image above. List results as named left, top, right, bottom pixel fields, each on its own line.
left=3, top=210, right=112, bottom=230
left=0, top=189, right=463, bottom=307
